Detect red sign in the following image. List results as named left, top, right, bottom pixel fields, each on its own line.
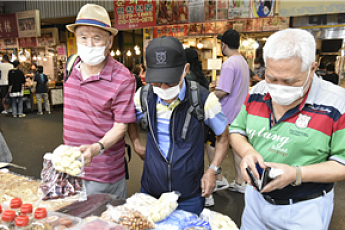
left=18, top=37, right=37, bottom=48
left=154, top=26, right=165, bottom=38
left=114, top=0, right=156, bottom=30
left=0, top=13, right=19, bottom=39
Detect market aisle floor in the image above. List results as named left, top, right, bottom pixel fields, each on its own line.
left=1, top=108, right=345, bottom=229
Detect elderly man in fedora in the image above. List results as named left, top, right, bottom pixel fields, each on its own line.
left=230, top=28, right=345, bottom=229
left=64, top=4, right=136, bottom=198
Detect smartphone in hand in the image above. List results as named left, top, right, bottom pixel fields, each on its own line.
left=246, top=167, right=261, bottom=191
left=246, top=167, right=273, bottom=191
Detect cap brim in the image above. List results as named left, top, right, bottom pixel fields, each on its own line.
left=217, top=35, right=222, bottom=40
left=66, top=24, right=118, bottom=36
left=146, top=65, right=185, bottom=83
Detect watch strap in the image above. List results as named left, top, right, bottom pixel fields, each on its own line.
left=96, top=142, right=105, bottom=156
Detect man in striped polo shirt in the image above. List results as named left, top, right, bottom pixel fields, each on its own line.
left=63, top=4, right=136, bottom=198
left=229, top=28, right=345, bottom=229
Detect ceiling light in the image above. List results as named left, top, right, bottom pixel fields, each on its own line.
left=197, top=43, right=203, bottom=49
left=126, top=50, right=132, bottom=57
left=134, top=45, right=140, bottom=51
left=253, top=42, right=259, bottom=49
left=116, top=50, right=121, bottom=56
left=135, top=49, right=141, bottom=55
left=111, top=50, right=115, bottom=56
left=242, top=40, right=249, bottom=47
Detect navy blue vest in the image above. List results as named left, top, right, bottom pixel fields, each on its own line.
left=141, top=80, right=210, bottom=201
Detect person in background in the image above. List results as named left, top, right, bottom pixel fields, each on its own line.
left=128, top=36, right=229, bottom=215
left=140, top=65, right=147, bottom=85
left=322, top=63, right=339, bottom=85
left=0, top=55, right=13, bottom=114
left=25, top=63, right=37, bottom=81
left=252, top=57, right=265, bottom=86
left=131, top=66, right=143, bottom=91
left=64, top=4, right=136, bottom=198
left=8, top=60, right=26, bottom=118
left=316, top=61, right=327, bottom=78
left=230, top=28, right=345, bottom=230
left=184, top=47, right=229, bottom=207
left=216, top=29, right=250, bottom=194
left=32, top=65, right=51, bottom=115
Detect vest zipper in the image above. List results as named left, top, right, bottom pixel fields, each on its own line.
left=168, top=107, right=178, bottom=192
left=146, top=100, right=168, bottom=163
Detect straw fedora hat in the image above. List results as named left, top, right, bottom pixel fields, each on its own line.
left=66, top=4, right=118, bottom=36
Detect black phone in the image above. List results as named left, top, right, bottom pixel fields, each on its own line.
left=260, top=167, right=273, bottom=191
left=246, top=167, right=261, bottom=191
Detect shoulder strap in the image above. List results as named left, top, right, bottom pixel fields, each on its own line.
left=64, top=54, right=79, bottom=83
left=181, top=80, right=205, bottom=140
left=140, top=84, right=153, bottom=130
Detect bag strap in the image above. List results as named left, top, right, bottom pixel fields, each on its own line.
left=64, top=54, right=79, bottom=83
left=181, top=80, right=204, bottom=140
left=140, top=84, right=153, bottom=130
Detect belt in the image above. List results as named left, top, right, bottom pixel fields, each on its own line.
left=263, top=186, right=333, bottom=205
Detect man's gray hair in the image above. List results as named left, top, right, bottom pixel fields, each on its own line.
left=263, top=29, right=315, bottom=72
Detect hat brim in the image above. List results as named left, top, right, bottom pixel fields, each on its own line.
left=146, top=65, right=185, bottom=84
left=217, top=35, right=222, bottom=40
left=66, top=24, right=118, bottom=36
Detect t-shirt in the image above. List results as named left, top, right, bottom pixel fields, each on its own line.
left=63, top=55, right=136, bottom=183
left=322, top=73, right=339, bottom=85
left=229, top=76, right=345, bottom=199
left=216, top=55, right=250, bottom=124
left=8, top=68, right=25, bottom=94
left=0, top=63, right=13, bottom=86
left=34, top=73, right=49, bottom=93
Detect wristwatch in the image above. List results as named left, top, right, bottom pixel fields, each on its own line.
left=95, top=142, right=105, bottom=156
left=209, top=164, right=222, bottom=175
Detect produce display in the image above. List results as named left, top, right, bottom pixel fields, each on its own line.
left=72, top=219, right=124, bottom=230
left=147, top=192, right=179, bottom=223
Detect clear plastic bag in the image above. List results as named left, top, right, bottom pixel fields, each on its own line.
left=70, top=219, right=125, bottom=230
left=125, top=193, right=158, bottom=214
left=39, top=152, right=87, bottom=202
left=107, top=205, right=155, bottom=230
left=52, top=145, right=85, bottom=177
left=147, top=191, right=180, bottom=223
left=200, top=209, right=239, bottom=230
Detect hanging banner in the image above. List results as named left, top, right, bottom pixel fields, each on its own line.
left=173, top=1, right=189, bottom=24
left=0, top=38, right=18, bottom=49
left=0, top=13, right=18, bottom=39
left=66, top=31, right=77, bottom=57
left=279, top=1, right=345, bottom=17
left=16, top=10, right=41, bottom=38
left=229, top=1, right=250, bottom=19
left=114, top=0, right=156, bottom=30
left=156, top=0, right=173, bottom=25
left=217, top=1, right=228, bottom=20
left=205, top=0, right=217, bottom=21
left=18, top=37, right=37, bottom=48
left=250, top=0, right=274, bottom=18
left=203, top=22, right=216, bottom=35
left=189, top=0, right=205, bottom=23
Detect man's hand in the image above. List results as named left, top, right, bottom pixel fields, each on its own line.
left=240, top=149, right=266, bottom=187
left=201, top=168, right=216, bottom=197
left=260, top=162, right=296, bottom=193
left=79, top=143, right=100, bottom=167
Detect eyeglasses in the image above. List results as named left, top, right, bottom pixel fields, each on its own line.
left=151, top=81, right=179, bottom=87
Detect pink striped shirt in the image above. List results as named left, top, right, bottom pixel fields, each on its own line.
left=63, top=55, right=136, bottom=183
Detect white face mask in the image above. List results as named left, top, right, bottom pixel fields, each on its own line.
left=77, top=39, right=109, bottom=66
left=254, top=64, right=260, bottom=69
left=152, top=66, right=186, bottom=101
left=266, top=68, right=311, bottom=106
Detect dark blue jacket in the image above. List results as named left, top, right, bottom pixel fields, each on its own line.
left=141, top=80, right=210, bottom=201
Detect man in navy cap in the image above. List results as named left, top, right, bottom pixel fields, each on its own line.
left=128, top=36, right=229, bottom=215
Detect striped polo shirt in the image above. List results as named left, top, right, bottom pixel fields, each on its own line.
left=63, top=55, right=136, bottom=183
left=229, top=75, right=345, bottom=199
left=134, top=80, right=228, bottom=158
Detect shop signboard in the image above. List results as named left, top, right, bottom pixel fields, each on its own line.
left=0, top=38, right=18, bottom=50
left=188, top=24, right=203, bottom=36
left=37, top=28, right=59, bottom=47
left=164, top=26, right=173, bottom=37
left=245, top=19, right=263, bottom=32
left=178, top=25, right=188, bottom=37
left=18, top=37, right=37, bottom=48
left=153, top=26, right=165, bottom=38
left=203, top=22, right=216, bottom=35
left=229, top=0, right=250, bottom=19
left=217, top=1, right=228, bottom=20
left=114, top=0, right=156, bottom=30
left=16, top=10, right=41, bottom=38
left=263, top=17, right=289, bottom=31
left=173, top=1, right=188, bottom=24
left=0, top=13, right=18, bottom=39
left=189, top=0, right=205, bottom=23
left=215, top=21, right=233, bottom=34
left=156, top=1, right=173, bottom=25
left=205, top=0, right=217, bottom=21
left=279, top=1, right=345, bottom=17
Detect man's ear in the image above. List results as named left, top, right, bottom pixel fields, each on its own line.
left=184, top=63, right=190, bottom=76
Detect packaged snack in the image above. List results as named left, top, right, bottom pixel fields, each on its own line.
left=147, top=192, right=179, bottom=223
left=39, top=153, right=86, bottom=201
left=108, top=205, right=155, bottom=230
left=200, top=209, right=238, bottom=230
